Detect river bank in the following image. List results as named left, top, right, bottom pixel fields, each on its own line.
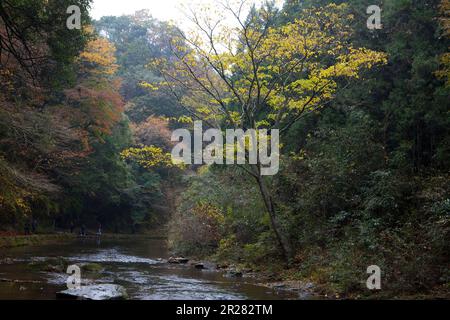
left=172, top=255, right=450, bottom=300
left=0, top=232, right=167, bottom=249
left=164, top=257, right=318, bottom=299
left=0, top=234, right=76, bottom=249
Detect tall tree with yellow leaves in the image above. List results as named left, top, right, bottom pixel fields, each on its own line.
left=143, top=2, right=387, bottom=262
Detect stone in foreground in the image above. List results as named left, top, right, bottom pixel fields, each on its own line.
left=57, top=284, right=127, bottom=300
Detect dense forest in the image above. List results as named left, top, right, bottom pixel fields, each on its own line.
left=0, top=0, right=449, bottom=298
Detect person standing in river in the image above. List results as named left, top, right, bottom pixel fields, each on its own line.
left=80, top=224, right=86, bottom=237
left=24, top=221, right=30, bottom=235
left=31, top=219, right=37, bottom=234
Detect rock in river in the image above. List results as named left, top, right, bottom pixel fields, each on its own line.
left=194, top=263, right=205, bottom=269
left=57, top=284, right=128, bottom=300
left=168, top=257, right=189, bottom=264
left=224, top=270, right=243, bottom=278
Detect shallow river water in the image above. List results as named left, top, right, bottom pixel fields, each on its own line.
left=0, top=238, right=299, bottom=300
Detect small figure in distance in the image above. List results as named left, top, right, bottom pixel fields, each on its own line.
left=24, top=221, right=30, bottom=235
left=80, top=224, right=86, bottom=237
left=31, top=218, right=37, bottom=234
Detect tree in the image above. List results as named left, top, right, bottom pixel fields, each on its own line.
left=94, top=11, right=185, bottom=122
left=0, top=0, right=92, bottom=87
left=437, top=0, right=450, bottom=87
left=0, top=1, right=93, bottom=227
left=64, top=28, right=124, bottom=145
left=144, top=1, right=387, bottom=262
left=132, top=116, right=174, bottom=148
left=0, top=1, right=168, bottom=232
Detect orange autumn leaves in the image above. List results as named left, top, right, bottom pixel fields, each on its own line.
left=65, top=29, right=124, bottom=146
left=78, top=36, right=119, bottom=76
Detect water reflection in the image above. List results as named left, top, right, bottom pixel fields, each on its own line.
left=0, top=238, right=298, bottom=300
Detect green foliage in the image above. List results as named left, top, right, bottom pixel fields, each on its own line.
left=94, top=11, right=185, bottom=121
left=121, top=146, right=176, bottom=169
left=0, top=0, right=93, bottom=88
left=0, top=0, right=448, bottom=299
left=168, top=0, right=449, bottom=297
left=169, top=166, right=270, bottom=257
left=0, top=2, right=168, bottom=233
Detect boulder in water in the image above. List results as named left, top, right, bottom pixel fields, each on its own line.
left=194, top=263, right=205, bottom=269
left=57, top=284, right=128, bottom=300
left=168, top=257, right=189, bottom=264
left=224, top=269, right=243, bottom=278
left=192, top=261, right=217, bottom=270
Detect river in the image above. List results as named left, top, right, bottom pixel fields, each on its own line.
left=0, top=237, right=299, bottom=300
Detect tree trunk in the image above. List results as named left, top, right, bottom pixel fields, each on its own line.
left=255, top=174, right=293, bottom=264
